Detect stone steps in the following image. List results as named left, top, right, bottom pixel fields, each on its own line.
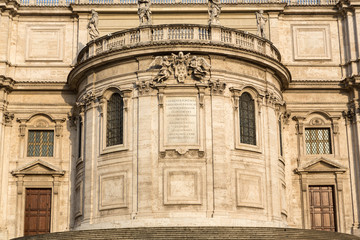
left=12, top=227, right=360, bottom=240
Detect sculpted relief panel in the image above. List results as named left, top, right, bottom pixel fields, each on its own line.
left=26, top=26, right=64, bottom=61
left=292, top=25, right=331, bottom=60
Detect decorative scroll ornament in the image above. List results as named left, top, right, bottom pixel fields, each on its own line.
left=88, top=9, right=100, bottom=40
left=76, top=90, right=95, bottom=108
left=209, top=79, right=226, bottom=94
left=3, top=112, right=14, bottom=125
left=138, top=0, right=151, bottom=26
left=256, top=10, right=267, bottom=39
left=135, top=80, right=154, bottom=95
left=150, top=52, right=211, bottom=83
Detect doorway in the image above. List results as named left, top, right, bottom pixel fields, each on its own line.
left=309, top=185, right=336, bottom=232
left=24, top=188, right=52, bottom=236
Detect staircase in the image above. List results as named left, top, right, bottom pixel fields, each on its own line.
left=13, top=227, right=360, bottom=240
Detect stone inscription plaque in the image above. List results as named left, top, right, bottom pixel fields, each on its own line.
left=165, top=97, right=197, bottom=145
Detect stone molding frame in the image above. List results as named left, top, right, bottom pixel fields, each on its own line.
left=98, top=171, right=127, bottom=210
left=11, top=159, right=65, bottom=236
left=292, top=111, right=341, bottom=160
left=163, top=167, right=202, bottom=205
left=16, top=113, right=65, bottom=160
left=235, top=170, right=265, bottom=209
left=98, top=87, right=132, bottom=155
left=157, top=84, right=206, bottom=157
left=295, top=157, right=347, bottom=232
left=291, top=24, right=332, bottom=61
left=230, top=86, right=263, bottom=153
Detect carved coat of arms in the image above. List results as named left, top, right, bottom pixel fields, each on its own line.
left=150, top=52, right=211, bottom=83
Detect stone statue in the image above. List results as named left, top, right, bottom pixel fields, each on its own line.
left=256, top=10, right=267, bottom=38
left=138, top=0, right=151, bottom=26
left=189, top=56, right=211, bottom=80
left=88, top=9, right=99, bottom=40
left=151, top=56, right=173, bottom=83
left=208, top=0, right=221, bottom=25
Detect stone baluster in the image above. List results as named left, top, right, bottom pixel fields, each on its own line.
left=265, top=41, right=271, bottom=57
left=253, top=37, right=258, bottom=52
left=194, top=26, right=199, bottom=40
left=125, top=31, right=130, bottom=45
left=230, top=30, right=235, bottom=45
left=140, top=27, right=151, bottom=42
left=163, top=26, right=169, bottom=40
left=210, top=25, right=221, bottom=42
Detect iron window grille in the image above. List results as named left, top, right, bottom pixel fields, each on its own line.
left=27, top=130, right=54, bottom=157
left=239, top=92, right=256, bottom=145
left=305, top=128, right=332, bottom=154
left=106, top=93, right=124, bottom=147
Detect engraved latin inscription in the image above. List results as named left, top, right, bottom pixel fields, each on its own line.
left=165, top=97, right=197, bottom=145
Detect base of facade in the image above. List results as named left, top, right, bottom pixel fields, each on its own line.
left=74, top=217, right=288, bottom=230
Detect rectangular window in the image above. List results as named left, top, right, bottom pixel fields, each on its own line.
left=27, top=130, right=54, bottom=157
left=305, top=128, right=331, bottom=155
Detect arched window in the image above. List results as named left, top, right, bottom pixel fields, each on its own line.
left=106, top=93, right=123, bottom=147
left=239, top=92, right=256, bottom=145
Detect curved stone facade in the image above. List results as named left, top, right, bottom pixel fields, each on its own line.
left=68, top=24, right=290, bottom=229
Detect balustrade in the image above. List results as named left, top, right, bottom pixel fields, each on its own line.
left=17, top=0, right=338, bottom=5
left=78, top=24, right=281, bottom=63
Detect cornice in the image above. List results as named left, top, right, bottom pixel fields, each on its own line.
left=0, top=75, right=15, bottom=91
left=0, top=0, right=19, bottom=15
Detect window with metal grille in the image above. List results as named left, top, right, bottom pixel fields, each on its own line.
left=27, top=130, right=54, bottom=157
left=305, top=128, right=332, bottom=154
left=239, top=92, right=256, bottom=145
left=106, top=93, right=124, bottom=147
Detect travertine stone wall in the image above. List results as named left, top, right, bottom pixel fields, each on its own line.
left=68, top=43, right=289, bottom=229
left=1, top=0, right=360, bottom=239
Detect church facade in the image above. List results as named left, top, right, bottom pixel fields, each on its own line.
left=1, top=0, right=360, bottom=239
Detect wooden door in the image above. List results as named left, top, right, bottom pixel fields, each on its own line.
left=309, top=185, right=336, bottom=232
left=24, top=188, right=52, bottom=236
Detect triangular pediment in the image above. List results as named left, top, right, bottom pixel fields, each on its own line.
left=296, top=157, right=346, bottom=173
left=11, top=159, right=65, bottom=176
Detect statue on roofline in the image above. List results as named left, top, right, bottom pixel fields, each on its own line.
left=256, top=10, right=267, bottom=39
left=208, top=0, right=221, bottom=25
left=138, top=0, right=152, bottom=26
left=88, top=9, right=99, bottom=40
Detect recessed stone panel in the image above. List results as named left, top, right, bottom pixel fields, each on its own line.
left=164, top=168, right=201, bottom=205
left=292, top=25, right=331, bottom=60
left=236, top=171, right=264, bottom=209
left=281, top=182, right=287, bottom=214
left=26, top=26, right=64, bottom=61
left=99, top=172, right=127, bottom=210
left=74, top=181, right=83, bottom=217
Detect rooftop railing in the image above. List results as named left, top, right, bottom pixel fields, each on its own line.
left=77, top=24, right=281, bottom=64
left=18, top=0, right=338, bottom=6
